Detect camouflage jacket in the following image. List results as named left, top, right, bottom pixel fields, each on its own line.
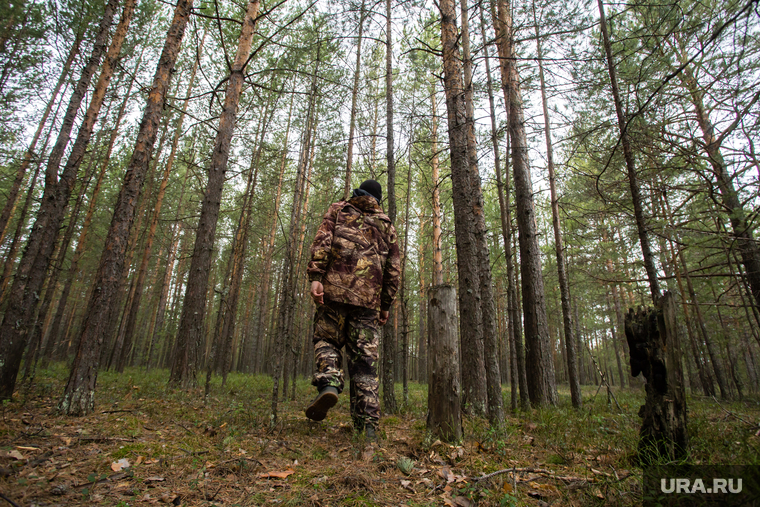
left=307, top=195, right=401, bottom=312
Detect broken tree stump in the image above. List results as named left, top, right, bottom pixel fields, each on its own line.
left=625, top=291, right=688, bottom=463
left=427, top=284, right=462, bottom=442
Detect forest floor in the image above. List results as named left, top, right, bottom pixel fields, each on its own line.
left=1, top=364, right=759, bottom=507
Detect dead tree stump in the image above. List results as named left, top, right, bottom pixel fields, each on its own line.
left=625, top=291, right=688, bottom=462
left=427, top=285, right=462, bottom=442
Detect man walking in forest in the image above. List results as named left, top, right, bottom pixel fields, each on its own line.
left=305, top=180, right=401, bottom=440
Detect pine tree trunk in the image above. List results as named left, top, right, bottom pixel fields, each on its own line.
left=23, top=157, right=98, bottom=380
left=272, top=51, right=319, bottom=424
left=439, top=0, right=486, bottom=416
left=417, top=219, right=427, bottom=382
left=429, top=82, right=444, bottom=285
left=0, top=0, right=120, bottom=400
left=245, top=94, right=293, bottom=373
left=0, top=32, right=82, bottom=247
left=427, top=284, right=462, bottom=442
left=58, top=0, right=193, bottom=415
left=532, top=0, right=580, bottom=407
left=0, top=104, right=56, bottom=299
left=45, top=49, right=145, bottom=366
left=480, top=3, right=510, bottom=422
left=107, top=113, right=168, bottom=370
left=118, top=39, right=202, bottom=373
left=597, top=0, right=661, bottom=303
left=382, top=0, right=399, bottom=415
left=170, top=0, right=260, bottom=388
left=344, top=0, right=367, bottom=200
left=494, top=0, right=556, bottom=406
left=492, top=90, right=527, bottom=410
left=459, top=0, right=502, bottom=424
left=677, top=64, right=760, bottom=312
left=457, top=0, right=488, bottom=418
left=677, top=250, right=730, bottom=399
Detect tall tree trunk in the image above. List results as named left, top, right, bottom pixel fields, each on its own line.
left=459, top=0, right=502, bottom=424
left=491, top=70, right=527, bottom=410
left=0, top=0, right=121, bottom=400
left=440, top=0, right=486, bottom=416
left=429, top=81, right=444, bottom=285
left=382, top=0, right=399, bottom=415
left=245, top=93, right=293, bottom=373
left=107, top=112, right=168, bottom=370
left=658, top=191, right=714, bottom=396
left=22, top=153, right=100, bottom=380
left=532, top=0, right=580, bottom=408
left=417, top=217, right=427, bottom=382
left=597, top=0, right=661, bottom=303
left=344, top=0, right=367, bottom=200
left=117, top=36, right=203, bottom=373
left=272, top=49, right=319, bottom=424
left=44, top=48, right=145, bottom=367
left=216, top=104, right=274, bottom=386
left=494, top=0, right=556, bottom=406
left=401, top=157, right=412, bottom=405
left=0, top=93, right=63, bottom=300
left=676, top=62, right=760, bottom=313
left=58, top=0, right=193, bottom=415
left=677, top=250, right=730, bottom=399
left=170, top=0, right=260, bottom=388
left=0, top=32, right=82, bottom=247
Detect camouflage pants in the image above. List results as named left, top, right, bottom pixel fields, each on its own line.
left=311, top=303, right=380, bottom=430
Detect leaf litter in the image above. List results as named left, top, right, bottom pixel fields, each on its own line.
left=2, top=368, right=758, bottom=505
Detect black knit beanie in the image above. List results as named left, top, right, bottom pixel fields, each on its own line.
left=359, top=179, right=382, bottom=202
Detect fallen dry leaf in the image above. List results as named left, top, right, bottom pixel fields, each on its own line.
left=7, top=450, right=24, bottom=460
left=400, top=479, right=416, bottom=493
left=144, top=476, right=165, bottom=482
left=258, top=469, right=295, bottom=479
left=454, top=496, right=472, bottom=507
left=111, top=458, right=131, bottom=472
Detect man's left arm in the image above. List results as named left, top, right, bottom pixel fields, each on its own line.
left=379, top=225, right=401, bottom=323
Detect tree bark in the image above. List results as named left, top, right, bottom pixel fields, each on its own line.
left=626, top=292, right=688, bottom=462
left=494, top=0, right=556, bottom=406
left=170, top=0, right=259, bottom=388
left=382, top=0, right=398, bottom=415
left=677, top=61, right=760, bottom=313
left=117, top=37, right=202, bottom=373
left=44, top=48, right=145, bottom=367
left=58, top=0, right=193, bottom=415
left=0, top=32, right=82, bottom=248
left=0, top=0, right=120, bottom=400
left=439, top=0, right=486, bottom=416
left=429, top=80, right=444, bottom=286
left=427, top=285, right=462, bottom=442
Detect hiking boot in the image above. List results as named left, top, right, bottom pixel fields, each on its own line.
left=364, top=425, right=377, bottom=442
left=305, top=386, right=339, bottom=421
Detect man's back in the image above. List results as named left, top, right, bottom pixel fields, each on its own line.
left=308, top=194, right=400, bottom=312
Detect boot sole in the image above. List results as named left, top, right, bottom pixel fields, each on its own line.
left=305, top=391, right=338, bottom=421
